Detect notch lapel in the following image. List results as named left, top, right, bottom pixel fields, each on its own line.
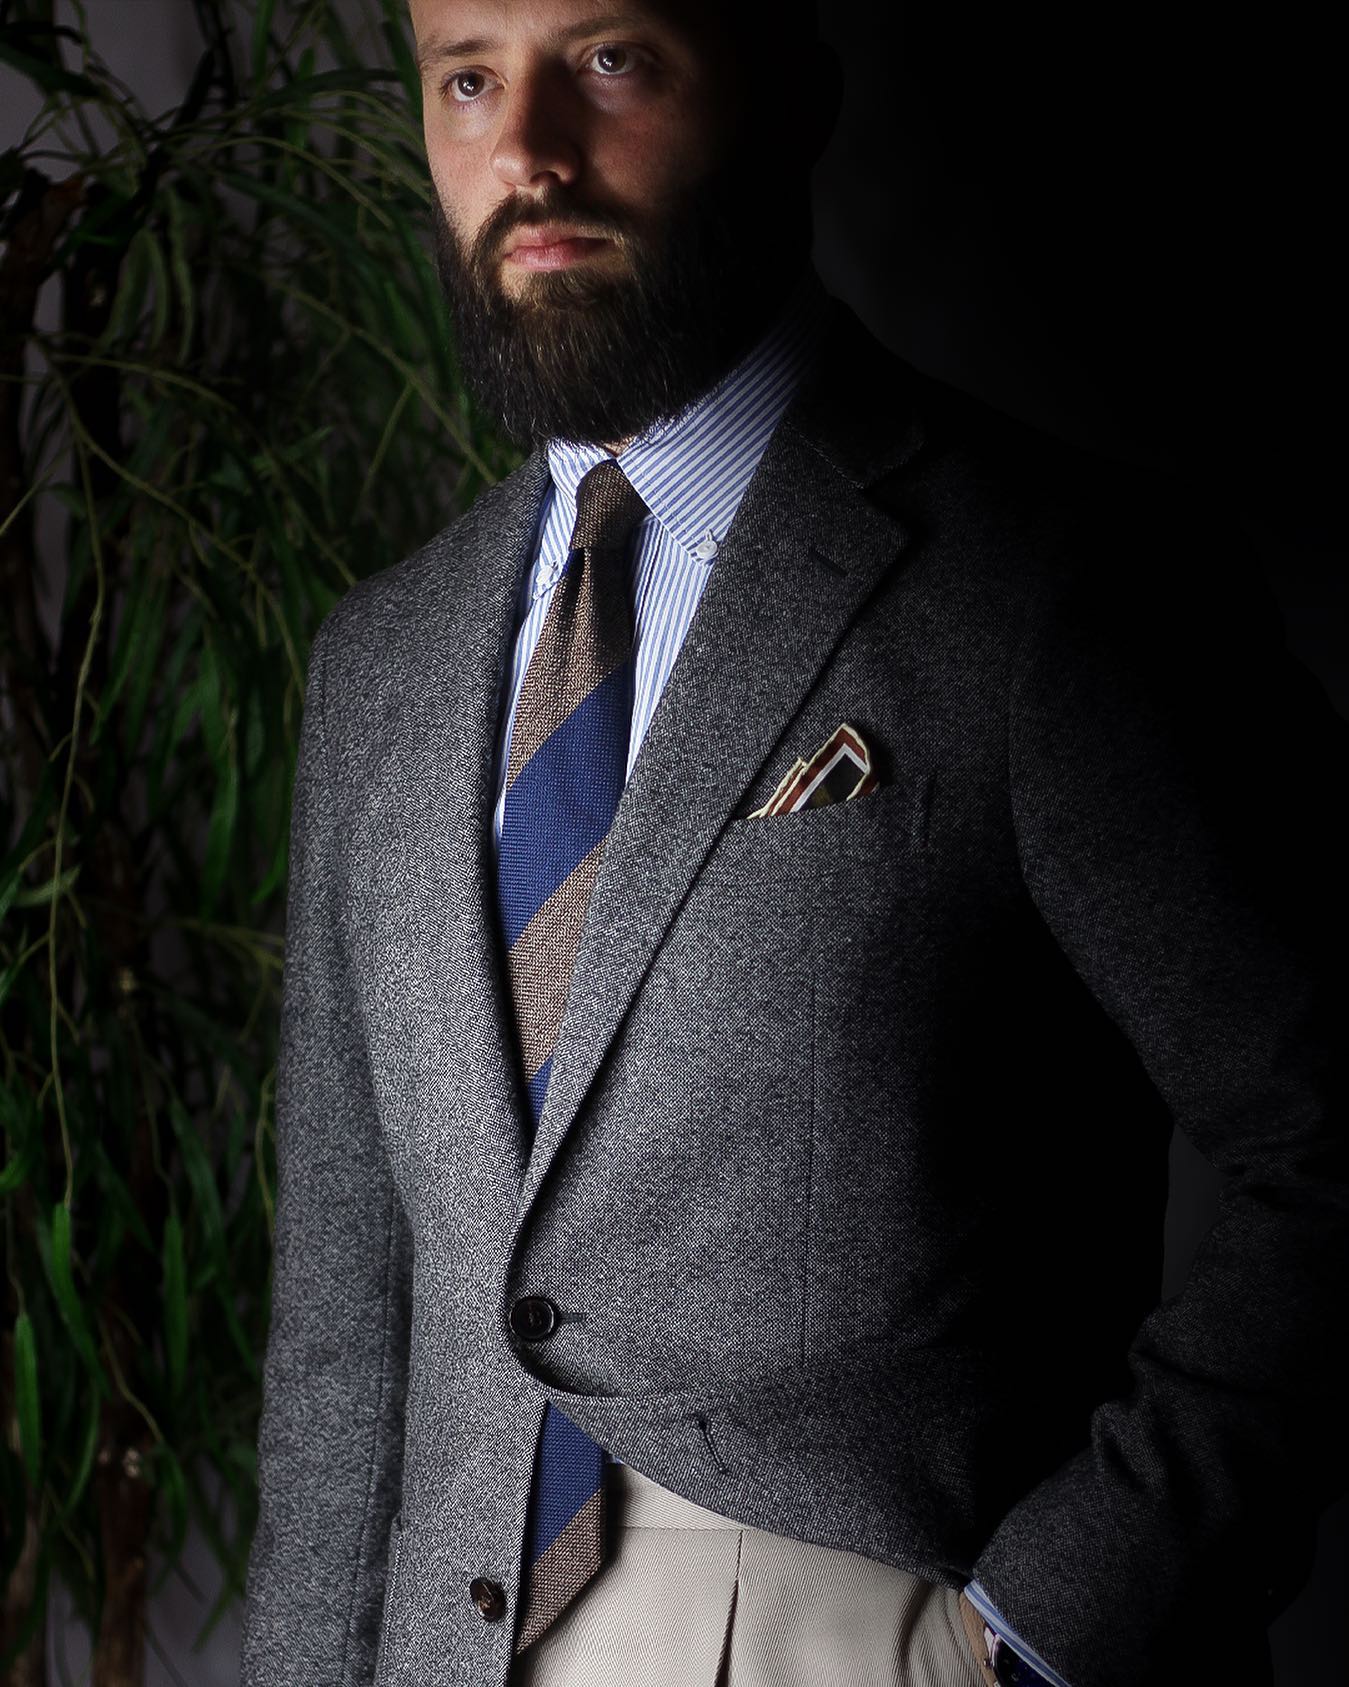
left=384, top=451, right=550, bottom=1203
left=516, top=394, right=918, bottom=1221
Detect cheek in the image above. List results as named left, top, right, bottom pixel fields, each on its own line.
left=423, top=136, right=480, bottom=242
left=591, top=101, right=727, bottom=210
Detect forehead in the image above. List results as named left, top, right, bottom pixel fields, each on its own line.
left=408, top=0, right=720, bottom=56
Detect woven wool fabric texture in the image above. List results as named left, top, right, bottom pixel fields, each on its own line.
left=239, top=294, right=1349, bottom=1687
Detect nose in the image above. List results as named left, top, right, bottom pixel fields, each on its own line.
left=490, top=67, right=582, bottom=192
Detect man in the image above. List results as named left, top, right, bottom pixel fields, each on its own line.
left=238, top=2, right=1349, bottom=1685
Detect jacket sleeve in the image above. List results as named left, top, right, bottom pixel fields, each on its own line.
left=240, top=615, right=414, bottom=1686
left=969, top=539, right=1349, bottom=1687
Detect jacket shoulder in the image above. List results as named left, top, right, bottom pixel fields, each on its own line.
left=801, top=301, right=1287, bottom=684
left=311, top=449, right=549, bottom=672
left=800, top=298, right=1187, bottom=579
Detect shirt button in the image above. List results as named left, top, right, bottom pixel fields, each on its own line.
left=509, top=1295, right=559, bottom=1341
left=469, top=1577, right=507, bottom=1621
left=693, top=535, right=719, bottom=562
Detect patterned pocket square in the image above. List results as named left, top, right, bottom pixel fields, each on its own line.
left=749, top=722, right=879, bottom=818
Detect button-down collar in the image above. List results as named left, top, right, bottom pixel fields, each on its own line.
left=539, top=267, right=828, bottom=594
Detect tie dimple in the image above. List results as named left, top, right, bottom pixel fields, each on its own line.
left=503, top=462, right=645, bottom=798
left=567, top=457, right=649, bottom=554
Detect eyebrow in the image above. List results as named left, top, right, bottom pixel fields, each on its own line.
left=415, top=13, right=654, bottom=73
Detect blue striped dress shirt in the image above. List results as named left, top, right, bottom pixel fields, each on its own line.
left=489, top=263, right=1071, bottom=1687
left=492, top=266, right=827, bottom=843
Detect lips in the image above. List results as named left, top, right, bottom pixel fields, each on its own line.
left=503, top=224, right=613, bottom=271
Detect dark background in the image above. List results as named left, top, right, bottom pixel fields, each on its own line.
left=809, top=4, right=1345, bottom=1681
left=813, top=1, right=1344, bottom=711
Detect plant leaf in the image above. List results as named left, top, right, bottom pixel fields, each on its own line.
left=162, top=1208, right=187, bottom=1397
left=12, top=1312, right=42, bottom=1485
left=201, top=735, right=240, bottom=917
left=48, top=1202, right=102, bottom=1379
left=162, top=185, right=196, bottom=363
left=155, top=1442, right=191, bottom=1573
left=0, top=38, right=100, bottom=99
left=381, top=8, right=422, bottom=114
left=94, top=563, right=168, bottom=743
left=11, top=864, right=79, bottom=908
left=166, top=1099, right=226, bottom=1274
left=55, top=1383, right=101, bottom=1523
left=0, top=1140, right=36, bottom=1192
left=251, top=0, right=278, bottom=87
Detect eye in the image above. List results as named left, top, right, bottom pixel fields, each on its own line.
left=445, top=67, right=497, bottom=103
left=584, top=43, right=643, bottom=77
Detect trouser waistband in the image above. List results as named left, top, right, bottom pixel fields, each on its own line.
left=604, top=1460, right=743, bottom=1530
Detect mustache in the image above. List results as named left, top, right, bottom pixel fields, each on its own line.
left=471, top=191, right=635, bottom=268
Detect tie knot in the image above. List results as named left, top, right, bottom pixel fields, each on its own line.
left=569, top=460, right=648, bottom=556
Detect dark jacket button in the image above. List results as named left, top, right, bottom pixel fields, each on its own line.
left=469, top=1577, right=507, bottom=1621
left=509, top=1295, right=558, bottom=1341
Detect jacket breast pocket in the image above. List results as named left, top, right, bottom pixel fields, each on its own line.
left=730, top=764, right=930, bottom=836
left=715, top=773, right=933, bottom=921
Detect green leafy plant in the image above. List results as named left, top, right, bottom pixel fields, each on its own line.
left=0, top=1, right=515, bottom=1678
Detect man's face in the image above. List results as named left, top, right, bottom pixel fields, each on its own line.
left=408, top=0, right=808, bottom=447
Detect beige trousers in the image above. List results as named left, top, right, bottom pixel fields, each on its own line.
left=510, top=1462, right=989, bottom=1687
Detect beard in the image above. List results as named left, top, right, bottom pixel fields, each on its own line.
left=431, top=159, right=775, bottom=449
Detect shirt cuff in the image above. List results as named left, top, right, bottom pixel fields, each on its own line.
left=961, top=1580, right=1075, bottom=1687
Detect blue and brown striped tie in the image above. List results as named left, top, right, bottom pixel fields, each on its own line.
left=497, top=459, right=648, bottom=1654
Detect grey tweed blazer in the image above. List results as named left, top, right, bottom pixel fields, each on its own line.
left=238, top=299, right=1349, bottom=1687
